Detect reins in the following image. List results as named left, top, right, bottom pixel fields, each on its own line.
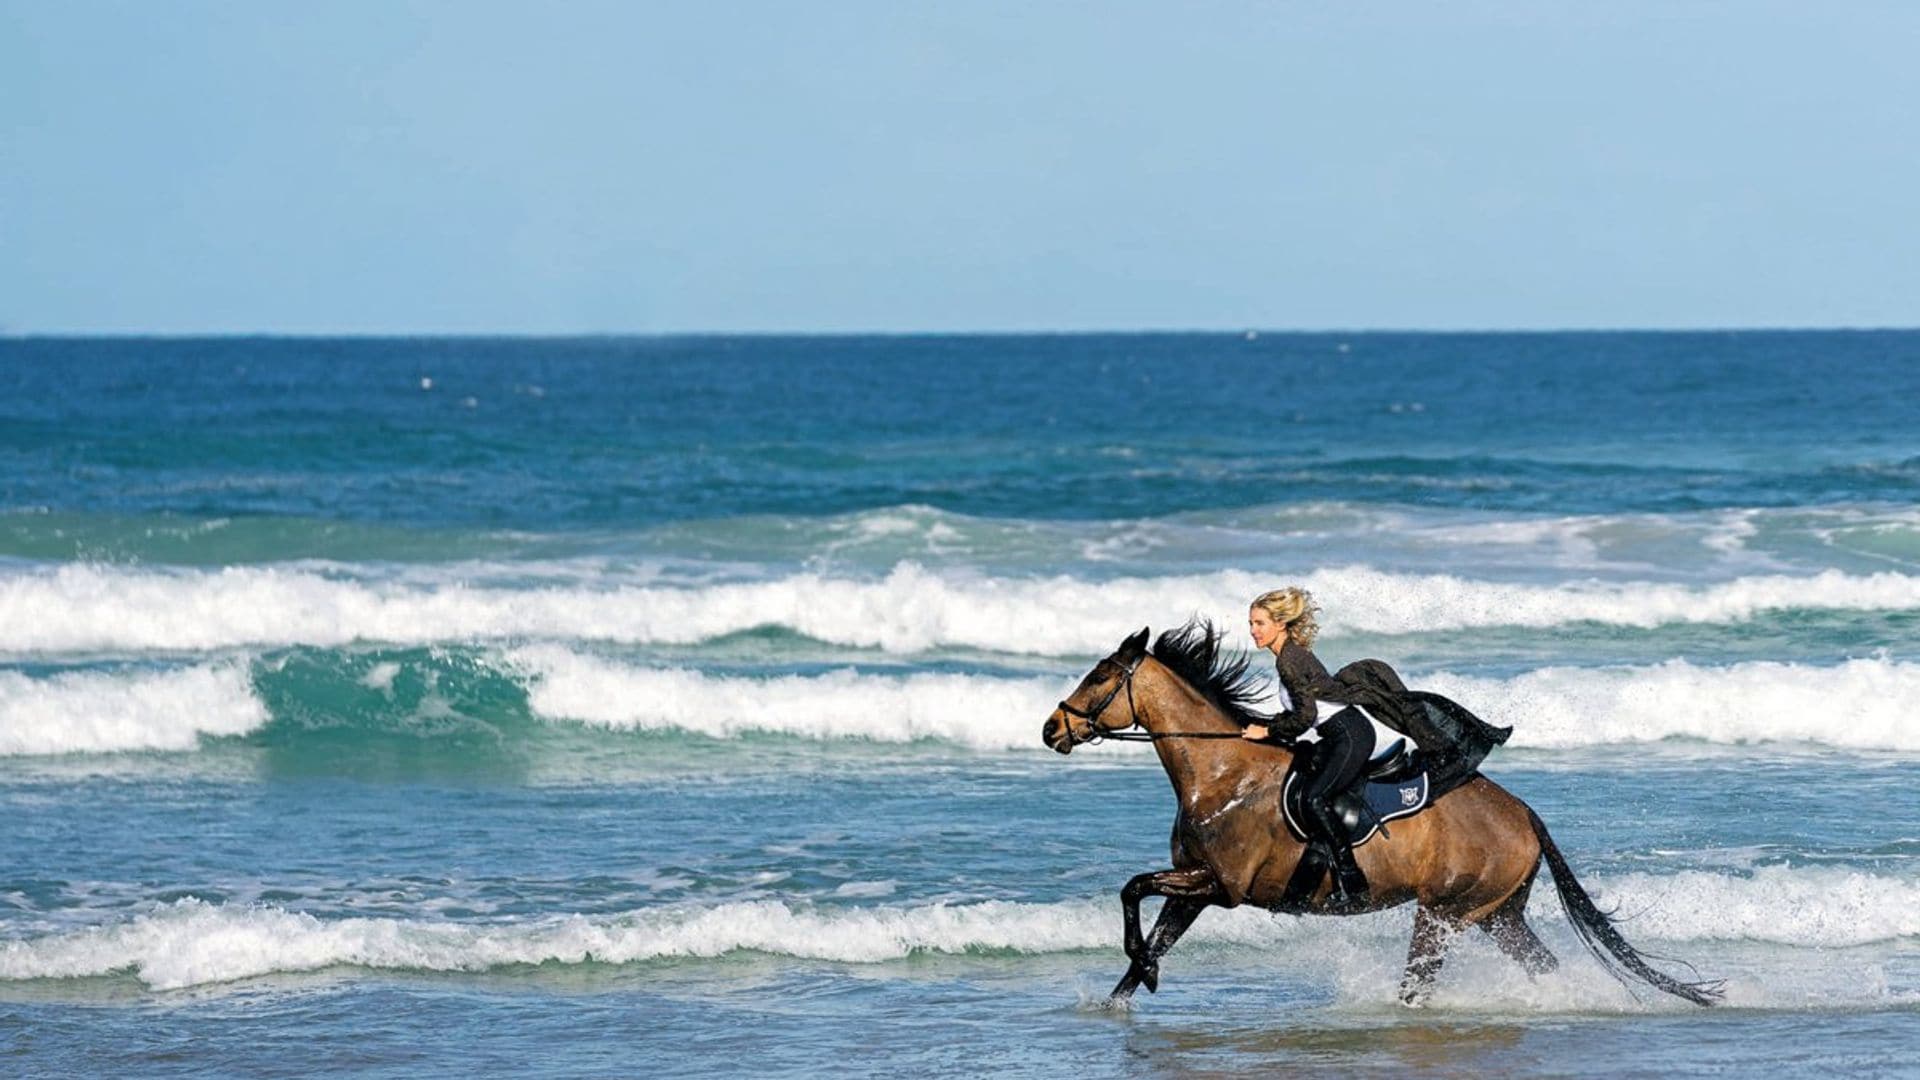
left=1089, top=729, right=1248, bottom=742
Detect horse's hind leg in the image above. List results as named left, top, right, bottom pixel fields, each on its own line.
left=1400, top=905, right=1462, bottom=1007
left=1110, top=897, right=1205, bottom=1000
left=1480, top=885, right=1558, bottom=976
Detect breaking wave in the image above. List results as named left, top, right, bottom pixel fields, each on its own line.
left=6, top=647, right=1920, bottom=757
left=507, top=645, right=1057, bottom=748
left=512, top=651, right=1920, bottom=753
left=1429, top=656, right=1920, bottom=752
left=4, top=562, right=1920, bottom=656
left=0, top=896, right=1111, bottom=990
left=0, top=664, right=265, bottom=755
left=2, top=867, right=1914, bottom=994
left=510, top=652, right=1920, bottom=753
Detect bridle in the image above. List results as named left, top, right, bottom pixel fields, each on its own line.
left=1055, top=651, right=1249, bottom=745
left=1055, top=653, right=1145, bottom=744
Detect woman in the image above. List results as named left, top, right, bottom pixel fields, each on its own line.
left=1241, top=587, right=1375, bottom=909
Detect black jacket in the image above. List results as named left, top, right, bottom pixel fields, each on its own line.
left=1264, top=642, right=1511, bottom=783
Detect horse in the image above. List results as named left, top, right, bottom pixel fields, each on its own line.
left=1040, top=621, right=1721, bottom=1008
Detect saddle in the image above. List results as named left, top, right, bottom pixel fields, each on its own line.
left=1271, top=694, right=1505, bottom=912
left=1280, top=737, right=1430, bottom=849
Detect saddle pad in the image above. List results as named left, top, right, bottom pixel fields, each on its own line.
left=1281, top=769, right=1431, bottom=849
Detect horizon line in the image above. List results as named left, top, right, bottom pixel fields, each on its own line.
left=6, top=324, right=1919, bottom=341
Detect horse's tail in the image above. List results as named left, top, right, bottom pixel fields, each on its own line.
left=1527, top=808, right=1723, bottom=1007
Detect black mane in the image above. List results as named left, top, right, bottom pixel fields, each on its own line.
left=1150, top=617, right=1268, bottom=728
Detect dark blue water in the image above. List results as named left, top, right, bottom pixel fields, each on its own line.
left=6, top=332, right=1917, bottom=532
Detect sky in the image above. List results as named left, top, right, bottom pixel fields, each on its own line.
left=3, top=2, right=1918, bottom=334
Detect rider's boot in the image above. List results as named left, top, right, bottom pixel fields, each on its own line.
left=1306, top=797, right=1370, bottom=913
left=1324, top=841, right=1370, bottom=913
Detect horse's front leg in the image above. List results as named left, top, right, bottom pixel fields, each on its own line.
left=1119, top=872, right=1156, bottom=963
left=1111, top=896, right=1206, bottom=1000
left=1113, top=868, right=1219, bottom=1002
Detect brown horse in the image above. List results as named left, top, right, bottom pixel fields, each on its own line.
left=1040, top=621, right=1721, bottom=1007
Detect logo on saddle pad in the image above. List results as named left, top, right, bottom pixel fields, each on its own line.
left=1400, top=785, right=1421, bottom=807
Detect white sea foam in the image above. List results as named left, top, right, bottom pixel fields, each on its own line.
left=1425, top=656, right=1920, bottom=752
left=2, top=867, right=1913, bottom=993
left=6, top=562, right=1920, bottom=657
left=0, top=664, right=266, bottom=756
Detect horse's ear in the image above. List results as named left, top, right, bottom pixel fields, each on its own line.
left=1121, top=626, right=1151, bottom=657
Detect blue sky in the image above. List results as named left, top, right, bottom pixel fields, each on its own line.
left=4, top=2, right=1917, bottom=334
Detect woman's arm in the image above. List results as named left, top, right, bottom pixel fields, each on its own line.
left=1246, top=644, right=1331, bottom=742
left=1268, top=708, right=1313, bottom=741
left=1281, top=641, right=1349, bottom=704
left=1243, top=708, right=1311, bottom=743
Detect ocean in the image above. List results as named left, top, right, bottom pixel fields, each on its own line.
left=2, top=332, right=1917, bottom=1076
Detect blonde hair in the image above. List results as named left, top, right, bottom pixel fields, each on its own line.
left=1252, top=587, right=1321, bottom=647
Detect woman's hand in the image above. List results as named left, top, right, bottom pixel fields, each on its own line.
left=1242, top=724, right=1269, bottom=741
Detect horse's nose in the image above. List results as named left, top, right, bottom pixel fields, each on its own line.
left=1042, top=712, right=1073, bottom=754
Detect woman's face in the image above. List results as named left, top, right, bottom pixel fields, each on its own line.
left=1248, top=606, right=1287, bottom=650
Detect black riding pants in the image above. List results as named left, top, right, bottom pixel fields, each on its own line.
left=1301, top=708, right=1376, bottom=845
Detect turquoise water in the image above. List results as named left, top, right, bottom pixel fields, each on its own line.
left=3, top=333, right=1919, bottom=1076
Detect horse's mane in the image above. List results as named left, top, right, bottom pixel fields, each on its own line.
left=1150, top=617, right=1268, bottom=728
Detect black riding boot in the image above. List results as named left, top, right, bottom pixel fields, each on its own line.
left=1324, top=841, right=1369, bottom=912
left=1305, top=797, right=1370, bottom=912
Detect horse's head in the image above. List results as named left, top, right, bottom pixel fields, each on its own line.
left=1043, top=626, right=1150, bottom=754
